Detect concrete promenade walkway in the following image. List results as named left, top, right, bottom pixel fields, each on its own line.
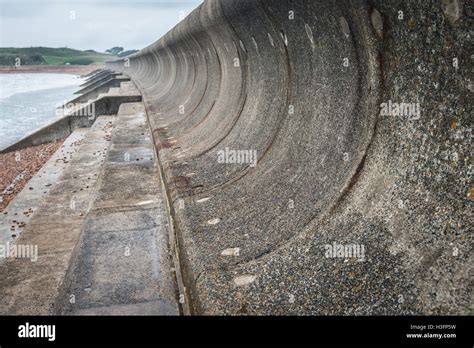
left=0, top=87, right=180, bottom=314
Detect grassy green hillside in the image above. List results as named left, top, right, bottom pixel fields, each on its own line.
left=0, top=47, right=113, bottom=66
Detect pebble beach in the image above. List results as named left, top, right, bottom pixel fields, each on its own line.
left=0, top=140, right=64, bottom=212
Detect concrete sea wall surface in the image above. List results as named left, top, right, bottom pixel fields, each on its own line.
left=108, top=0, right=472, bottom=315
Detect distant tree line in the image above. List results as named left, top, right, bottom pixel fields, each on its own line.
left=106, top=47, right=139, bottom=57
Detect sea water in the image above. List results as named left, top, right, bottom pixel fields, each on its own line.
left=0, top=73, right=84, bottom=150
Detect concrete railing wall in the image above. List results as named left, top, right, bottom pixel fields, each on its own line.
left=108, top=0, right=471, bottom=315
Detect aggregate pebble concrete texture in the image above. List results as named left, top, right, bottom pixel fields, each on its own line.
left=108, top=0, right=472, bottom=315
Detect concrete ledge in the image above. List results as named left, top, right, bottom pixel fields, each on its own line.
left=0, top=116, right=73, bottom=154
left=2, top=79, right=143, bottom=153
left=0, top=117, right=116, bottom=314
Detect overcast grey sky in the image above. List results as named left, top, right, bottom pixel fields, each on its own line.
left=0, top=0, right=202, bottom=52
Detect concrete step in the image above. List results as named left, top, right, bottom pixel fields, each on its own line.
left=0, top=128, right=88, bottom=246
left=65, top=81, right=142, bottom=118
left=0, top=116, right=116, bottom=314
left=61, top=102, right=179, bottom=315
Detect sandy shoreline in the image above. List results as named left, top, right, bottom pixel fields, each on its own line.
left=0, top=140, right=65, bottom=212
left=0, top=65, right=103, bottom=76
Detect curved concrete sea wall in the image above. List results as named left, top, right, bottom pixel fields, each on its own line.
left=108, top=0, right=472, bottom=315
